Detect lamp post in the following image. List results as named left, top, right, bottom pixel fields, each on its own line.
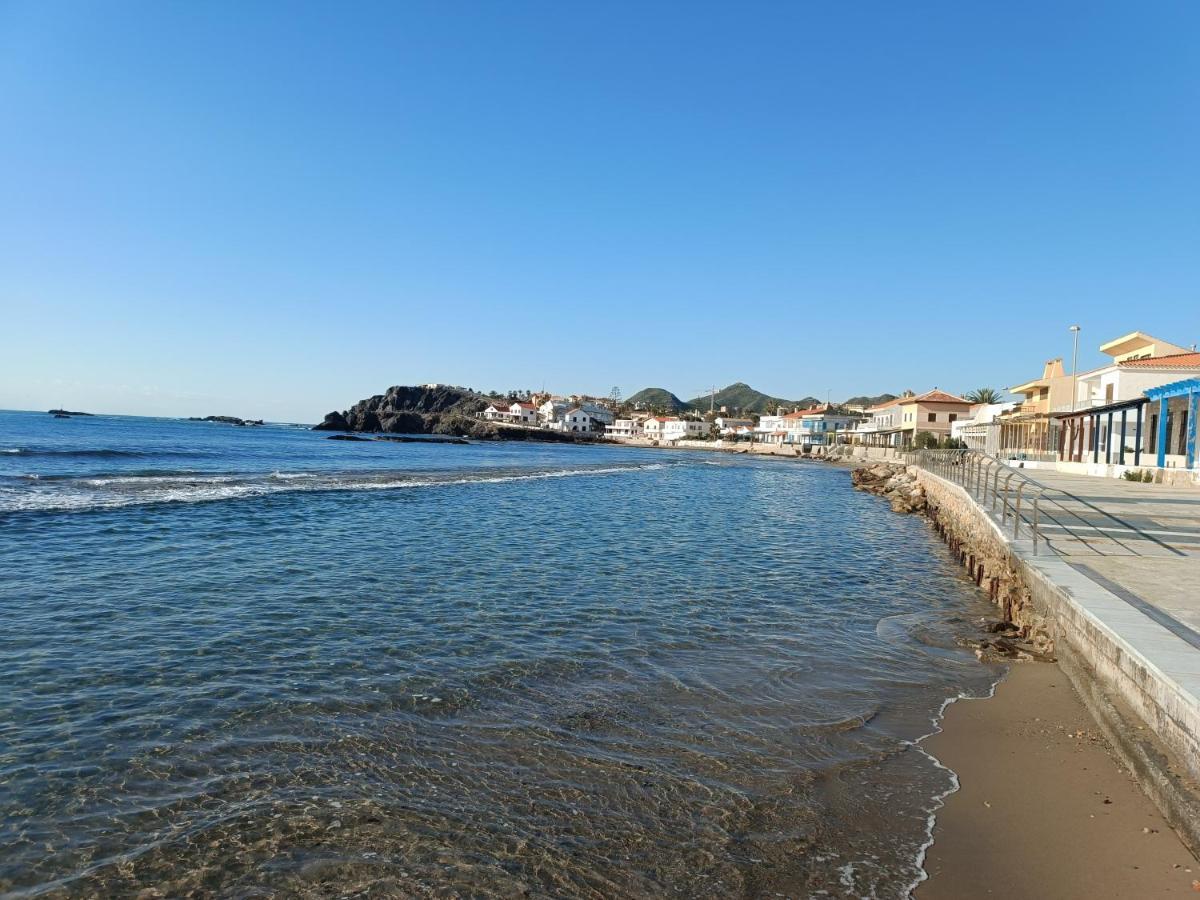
left=1069, top=325, right=1081, bottom=412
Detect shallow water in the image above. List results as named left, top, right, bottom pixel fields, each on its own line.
left=0, top=410, right=1000, bottom=897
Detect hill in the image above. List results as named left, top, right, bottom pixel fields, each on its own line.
left=843, top=392, right=898, bottom=408
left=627, top=387, right=688, bottom=412
left=685, top=382, right=819, bottom=415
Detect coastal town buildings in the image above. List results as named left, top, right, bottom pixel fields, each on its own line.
left=853, top=397, right=905, bottom=447
left=1054, top=350, right=1200, bottom=470
left=537, top=399, right=570, bottom=424
left=951, top=402, right=1018, bottom=453
left=644, top=417, right=706, bottom=441
left=607, top=418, right=644, bottom=439
left=897, top=390, right=972, bottom=446
left=483, top=401, right=539, bottom=424
left=714, top=416, right=754, bottom=436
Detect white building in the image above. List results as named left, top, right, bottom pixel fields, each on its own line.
left=951, top=402, right=1018, bottom=453
left=561, top=408, right=600, bottom=433
left=1072, top=350, right=1200, bottom=410
left=578, top=402, right=615, bottom=426
left=482, top=401, right=538, bottom=424
left=538, top=400, right=570, bottom=424
left=715, top=416, right=754, bottom=436
left=780, top=407, right=860, bottom=445
left=607, top=418, right=644, bottom=439
left=644, top=417, right=706, bottom=441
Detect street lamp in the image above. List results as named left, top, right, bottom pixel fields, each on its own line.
left=1069, top=325, right=1081, bottom=412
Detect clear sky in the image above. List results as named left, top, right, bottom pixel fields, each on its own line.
left=2, top=1, right=1198, bottom=422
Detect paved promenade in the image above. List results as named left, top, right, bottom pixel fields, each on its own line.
left=1017, top=469, right=1200, bottom=638
left=913, top=457, right=1200, bottom=805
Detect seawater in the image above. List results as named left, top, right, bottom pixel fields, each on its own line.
left=0, top=410, right=1002, bottom=898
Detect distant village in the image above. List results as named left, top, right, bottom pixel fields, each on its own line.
left=473, top=328, right=1200, bottom=482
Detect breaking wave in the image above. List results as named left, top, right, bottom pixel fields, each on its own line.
left=0, top=463, right=669, bottom=513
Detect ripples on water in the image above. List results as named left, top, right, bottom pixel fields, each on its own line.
left=0, top=412, right=1001, bottom=897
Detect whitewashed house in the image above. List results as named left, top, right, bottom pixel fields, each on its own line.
left=561, top=408, right=600, bottom=433
left=715, top=416, right=754, bottom=436
left=482, top=401, right=538, bottom=424
left=644, top=417, right=706, bottom=441
left=607, top=418, right=644, bottom=439
left=578, top=403, right=615, bottom=426
left=538, top=399, right=570, bottom=424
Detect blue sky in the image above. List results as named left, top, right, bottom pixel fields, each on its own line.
left=2, top=1, right=1197, bottom=421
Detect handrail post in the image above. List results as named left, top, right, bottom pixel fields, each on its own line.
left=1032, top=497, right=1040, bottom=556
left=1000, top=472, right=1016, bottom=523
left=1013, top=482, right=1025, bottom=540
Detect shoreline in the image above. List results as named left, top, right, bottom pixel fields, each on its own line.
left=918, top=660, right=1198, bottom=897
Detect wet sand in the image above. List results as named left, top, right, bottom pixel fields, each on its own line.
left=919, top=661, right=1199, bottom=898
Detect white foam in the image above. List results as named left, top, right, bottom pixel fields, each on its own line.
left=900, top=669, right=1007, bottom=898
left=0, top=462, right=671, bottom=513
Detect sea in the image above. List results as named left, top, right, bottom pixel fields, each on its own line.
left=0, top=409, right=1003, bottom=898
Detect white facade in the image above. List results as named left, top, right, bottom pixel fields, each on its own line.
left=952, top=402, right=1018, bottom=452
left=562, top=408, right=597, bottom=432
left=538, top=400, right=570, bottom=423
left=607, top=418, right=644, bottom=438
left=715, top=417, right=753, bottom=431
left=1073, top=364, right=1200, bottom=410
left=644, top=417, right=706, bottom=441
left=578, top=403, right=615, bottom=426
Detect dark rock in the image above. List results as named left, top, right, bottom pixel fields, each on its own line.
left=326, top=434, right=371, bottom=441
left=48, top=409, right=92, bottom=416
left=53, top=413, right=71, bottom=418
left=315, top=411, right=351, bottom=431
left=982, top=619, right=1020, bottom=634
left=314, top=384, right=607, bottom=444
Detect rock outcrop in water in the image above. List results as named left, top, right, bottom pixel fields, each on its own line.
left=313, top=385, right=604, bottom=442
left=48, top=409, right=92, bottom=416
left=315, top=385, right=486, bottom=434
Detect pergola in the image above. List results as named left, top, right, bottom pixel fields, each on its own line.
left=1145, top=377, right=1200, bottom=469
left=1054, top=397, right=1148, bottom=466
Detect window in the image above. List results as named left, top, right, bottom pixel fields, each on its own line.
left=927, top=412, right=937, bottom=423
left=948, top=413, right=958, bottom=422
left=1149, top=414, right=1158, bottom=453
left=1179, top=410, right=1190, bottom=456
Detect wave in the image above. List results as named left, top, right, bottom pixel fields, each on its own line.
left=0, top=462, right=670, bottom=513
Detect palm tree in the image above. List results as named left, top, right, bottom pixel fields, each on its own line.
left=966, top=387, right=1002, bottom=404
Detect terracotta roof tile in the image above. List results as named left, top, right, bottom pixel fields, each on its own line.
left=1119, top=351, right=1200, bottom=369
left=907, top=389, right=970, bottom=404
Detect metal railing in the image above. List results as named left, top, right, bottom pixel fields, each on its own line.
left=902, top=449, right=1051, bottom=554
left=901, top=449, right=1190, bottom=559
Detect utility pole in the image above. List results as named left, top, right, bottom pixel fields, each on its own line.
left=1069, top=325, right=1081, bottom=412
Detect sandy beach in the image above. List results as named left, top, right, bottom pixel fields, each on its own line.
left=919, top=661, right=1199, bottom=898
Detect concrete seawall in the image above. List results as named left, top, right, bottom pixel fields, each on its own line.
left=891, top=465, right=1200, bottom=852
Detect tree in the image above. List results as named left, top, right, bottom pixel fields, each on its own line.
left=965, top=387, right=1001, bottom=404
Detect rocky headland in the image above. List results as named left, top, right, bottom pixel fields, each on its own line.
left=313, top=385, right=605, bottom=442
